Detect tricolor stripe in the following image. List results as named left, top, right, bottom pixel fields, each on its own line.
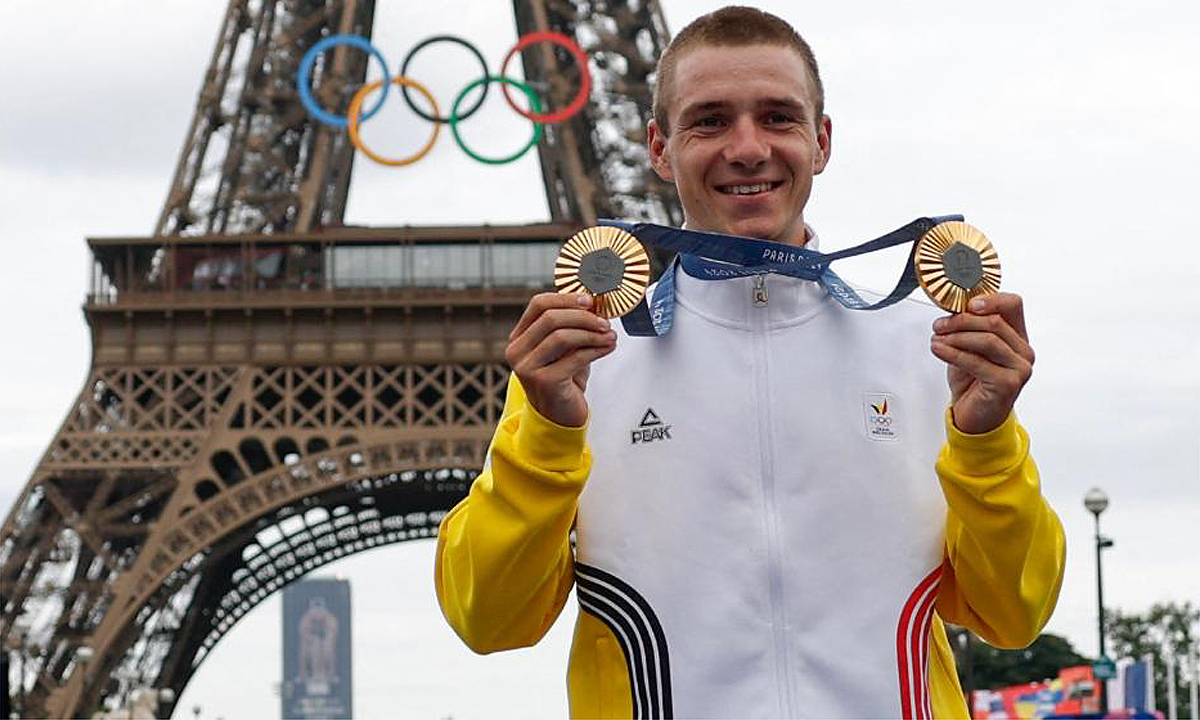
left=896, top=565, right=944, bottom=719
left=576, top=563, right=673, bottom=719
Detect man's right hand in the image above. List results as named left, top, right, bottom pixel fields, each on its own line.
left=504, top=293, right=617, bottom=428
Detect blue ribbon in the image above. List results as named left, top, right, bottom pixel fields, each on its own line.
left=600, top=215, right=964, bottom=336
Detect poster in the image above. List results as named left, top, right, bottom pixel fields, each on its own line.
left=282, top=578, right=353, bottom=719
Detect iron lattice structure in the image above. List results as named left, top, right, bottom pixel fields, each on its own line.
left=0, top=0, right=679, bottom=717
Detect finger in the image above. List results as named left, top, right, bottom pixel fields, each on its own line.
left=963, top=292, right=1029, bottom=341
left=933, top=311, right=1033, bottom=363
left=539, top=342, right=618, bottom=383
left=510, top=293, right=593, bottom=340
left=507, top=308, right=611, bottom=365
left=931, top=337, right=1028, bottom=390
left=520, top=339, right=617, bottom=398
left=932, top=330, right=1031, bottom=374
left=517, top=328, right=616, bottom=373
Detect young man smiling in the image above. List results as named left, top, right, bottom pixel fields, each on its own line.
left=436, top=6, right=1065, bottom=718
left=648, top=42, right=829, bottom=245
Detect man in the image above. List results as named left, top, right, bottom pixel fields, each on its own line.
left=436, top=6, right=1065, bottom=718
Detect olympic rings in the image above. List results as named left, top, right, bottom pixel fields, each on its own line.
left=297, top=35, right=390, bottom=129
left=296, top=31, right=591, bottom=166
left=451, top=76, right=542, bottom=165
left=400, top=35, right=489, bottom=124
left=499, top=31, right=592, bottom=124
left=349, top=77, right=441, bottom=166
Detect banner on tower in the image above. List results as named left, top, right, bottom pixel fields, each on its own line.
left=282, top=578, right=353, bottom=719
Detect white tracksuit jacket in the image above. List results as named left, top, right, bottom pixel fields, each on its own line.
left=577, top=265, right=950, bottom=717
left=436, top=250, right=1065, bottom=720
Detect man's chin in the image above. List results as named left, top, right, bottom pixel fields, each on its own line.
left=725, top=220, right=790, bottom=243
left=686, top=213, right=802, bottom=244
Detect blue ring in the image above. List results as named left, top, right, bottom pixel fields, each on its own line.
left=297, top=34, right=390, bottom=129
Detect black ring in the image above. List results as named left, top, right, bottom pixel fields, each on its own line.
left=400, top=35, right=490, bottom=124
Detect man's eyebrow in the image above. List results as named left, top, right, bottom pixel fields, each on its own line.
left=760, top=97, right=809, bottom=113
left=677, top=100, right=729, bottom=118
left=677, top=97, right=811, bottom=119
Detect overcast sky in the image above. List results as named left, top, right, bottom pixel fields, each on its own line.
left=1, top=1, right=1197, bottom=718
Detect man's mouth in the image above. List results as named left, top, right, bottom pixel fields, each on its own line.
left=716, top=181, right=784, bottom=196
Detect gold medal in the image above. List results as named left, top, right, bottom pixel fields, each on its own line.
left=555, top=226, right=651, bottom=319
left=914, top=221, right=1001, bottom=312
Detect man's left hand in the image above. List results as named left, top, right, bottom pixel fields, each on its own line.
left=931, top=292, right=1035, bottom=434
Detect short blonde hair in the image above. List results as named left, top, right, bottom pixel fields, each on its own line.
left=652, top=6, right=824, bottom=135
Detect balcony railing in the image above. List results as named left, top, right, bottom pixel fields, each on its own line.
left=87, top=225, right=574, bottom=306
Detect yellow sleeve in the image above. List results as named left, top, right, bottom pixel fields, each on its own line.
left=434, top=375, right=589, bottom=653
left=935, top=410, right=1066, bottom=649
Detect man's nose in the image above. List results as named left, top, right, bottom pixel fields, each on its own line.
left=722, top=116, right=770, bottom=167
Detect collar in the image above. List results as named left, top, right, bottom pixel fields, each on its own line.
left=672, top=225, right=833, bottom=329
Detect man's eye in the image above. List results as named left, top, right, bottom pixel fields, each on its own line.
left=695, top=116, right=724, bottom=128
left=765, top=112, right=797, bottom=125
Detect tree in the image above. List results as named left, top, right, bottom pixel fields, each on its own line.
left=1107, top=601, right=1198, bottom=718
left=948, top=628, right=1092, bottom=691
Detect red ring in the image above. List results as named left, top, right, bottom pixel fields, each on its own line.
left=499, top=31, right=592, bottom=124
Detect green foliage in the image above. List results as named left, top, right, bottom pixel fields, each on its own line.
left=949, top=628, right=1091, bottom=690
left=1106, top=601, right=1198, bottom=718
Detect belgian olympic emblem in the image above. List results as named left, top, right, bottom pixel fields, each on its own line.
left=913, top=221, right=1001, bottom=312
left=555, top=227, right=651, bottom=319
left=296, top=32, right=591, bottom=167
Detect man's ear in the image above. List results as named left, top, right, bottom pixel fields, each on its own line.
left=647, top=118, right=674, bottom=182
left=813, top=114, right=832, bottom=175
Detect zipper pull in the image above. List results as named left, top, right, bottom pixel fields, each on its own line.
left=753, top=274, right=768, bottom=307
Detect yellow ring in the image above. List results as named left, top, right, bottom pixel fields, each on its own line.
left=348, top=76, right=441, bottom=166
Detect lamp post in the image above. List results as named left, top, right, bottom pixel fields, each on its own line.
left=1085, top=487, right=1114, bottom=715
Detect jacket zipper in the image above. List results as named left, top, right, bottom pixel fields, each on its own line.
left=753, top=273, right=769, bottom=306
left=750, top=277, right=795, bottom=714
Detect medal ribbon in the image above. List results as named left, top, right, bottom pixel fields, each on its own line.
left=600, top=215, right=963, bottom=336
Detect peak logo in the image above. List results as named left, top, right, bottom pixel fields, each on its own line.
left=631, top=408, right=673, bottom=444
left=863, top=393, right=899, bottom=441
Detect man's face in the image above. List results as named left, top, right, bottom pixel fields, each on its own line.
left=648, top=43, right=832, bottom=245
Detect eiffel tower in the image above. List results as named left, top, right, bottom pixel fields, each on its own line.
left=0, top=1, right=679, bottom=716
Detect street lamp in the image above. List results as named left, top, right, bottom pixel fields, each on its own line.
left=1084, top=487, right=1115, bottom=714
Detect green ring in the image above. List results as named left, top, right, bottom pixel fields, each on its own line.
left=450, top=75, right=543, bottom=165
